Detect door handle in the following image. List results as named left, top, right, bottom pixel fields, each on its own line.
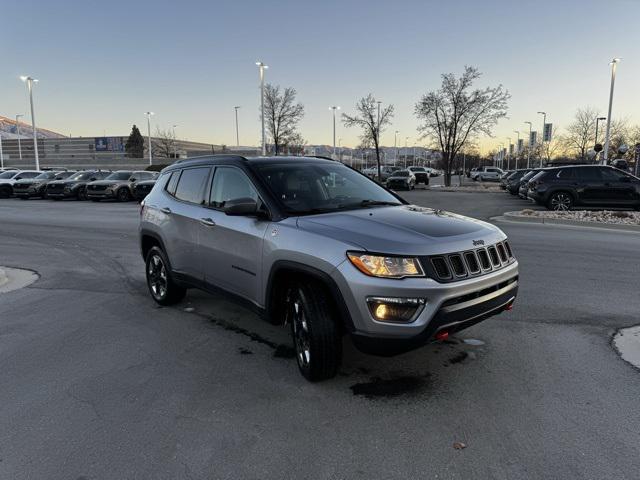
left=199, top=218, right=216, bottom=227
left=160, top=207, right=172, bottom=214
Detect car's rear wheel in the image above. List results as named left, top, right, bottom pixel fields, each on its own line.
left=117, top=188, right=131, bottom=202
left=285, top=280, right=341, bottom=382
left=145, top=246, right=186, bottom=305
left=548, top=191, right=573, bottom=211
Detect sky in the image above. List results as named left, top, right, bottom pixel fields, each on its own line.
left=2, top=0, right=639, bottom=154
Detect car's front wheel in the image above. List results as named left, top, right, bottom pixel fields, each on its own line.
left=548, top=191, right=573, bottom=211
left=77, top=188, right=87, bottom=201
left=117, top=188, right=131, bottom=202
left=285, top=280, right=341, bottom=382
left=145, top=246, right=186, bottom=305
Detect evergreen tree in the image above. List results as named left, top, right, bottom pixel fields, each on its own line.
left=125, top=125, right=145, bottom=158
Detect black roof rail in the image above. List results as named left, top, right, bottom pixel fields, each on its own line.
left=172, top=154, right=248, bottom=165
left=303, top=155, right=339, bottom=162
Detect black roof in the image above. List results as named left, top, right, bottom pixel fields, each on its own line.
left=163, top=154, right=338, bottom=171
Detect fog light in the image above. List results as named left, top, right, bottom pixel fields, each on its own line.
left=367, top=296, right=425, bottom=323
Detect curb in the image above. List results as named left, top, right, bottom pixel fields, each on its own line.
left=501, top=211, right=640, bottom=232
left=0, top=268, right=7, bottom=289
left=426, top=187, right=503, bottom=194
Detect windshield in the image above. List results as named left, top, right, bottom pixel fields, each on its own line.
left=105, top=171, right=132, bottom=181
left=35, top=172, right=59, bottom=180
left=393, top=171, right=410, bottom=177
left=0, top=171, right=18, bottom=179
left=521, top=170, right=538, bottom=181
left=253, top=163, right=402, bottom=215
left=68, top=171, right=95, bottom=181
left=411, top=167, right=426, bottom=172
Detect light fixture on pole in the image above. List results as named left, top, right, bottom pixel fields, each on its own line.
left=144, top=112, right=154, bottom=166
left=20, top=75, right=40, bottom=170
left=524, top=121, right=533, bottom=168
left=256, top=62, right=268, bottom=156
left=172, top=124, right=178, bottom=159
left=537, top=111, right=546, bottom=167
left=330, top=106, right=340, bottom=158
left=234, top=106, right=241, bottom=147
left=603, top=58, right=620, bottom=165
left=16, top=114, right=24, bottom=161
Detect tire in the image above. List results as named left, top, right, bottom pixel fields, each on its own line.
left=117, top=188, right=131, bottom=202
left=285, top=279, right=342, bottom=381
left=77, top=188, right=87, bottom=201
left=0, top=186, right=11, bottom=198
left=547, top=191, right=574, bottom=211
left=145, top=246, right=186, bottom=306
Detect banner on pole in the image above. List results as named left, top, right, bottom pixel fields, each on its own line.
left=543, top=123, right=553, bottom=142
left=509, top=144, right=514, bottom=155
left=529, top=131, right=537, bottom=148
left=517, top=138, right=524, bottom=153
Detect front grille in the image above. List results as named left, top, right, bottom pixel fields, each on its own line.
left=89, top=184, right=107, bottom=191
left=441, top=277, right=518, bottom=308
left=13, top=184, right=29, bottom=190
left=422, top=241, right=516, bottom=283
left=47, top=184, right=64, bottom=192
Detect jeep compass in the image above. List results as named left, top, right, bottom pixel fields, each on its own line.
left=139, top=156, right=519, bottom=381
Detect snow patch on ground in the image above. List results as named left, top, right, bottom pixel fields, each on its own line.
left=519, top=209, right=640, bottom=225
left=614, top=326, right=640, bottom=370
left=0, top=267, right=39, bottom=293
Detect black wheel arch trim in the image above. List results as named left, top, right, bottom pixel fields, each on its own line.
left=265, top=260, right=355, bottom=332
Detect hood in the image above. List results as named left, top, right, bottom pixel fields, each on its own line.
left=296, top=205, right=504, bottom=255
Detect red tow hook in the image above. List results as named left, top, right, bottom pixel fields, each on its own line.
left=435, top=331, right=449, bottom=342
left=505, top=302, right=514, bottom=311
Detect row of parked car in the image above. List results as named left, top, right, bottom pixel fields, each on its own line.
left=0, top=167, right=158, bottom=202
left=362, top=165, right=442, bottom=189
left=499, top=165, right=640, bottom=211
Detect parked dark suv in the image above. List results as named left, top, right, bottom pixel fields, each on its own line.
left=86, top=170, right=157, bottom=202
left=527, top=165, right=640, bottom=210
left=46, top=170, right=112, bottom=200
left=139, top=155, right=518, bottom=381
left=13, top=170, right=75, bottom=199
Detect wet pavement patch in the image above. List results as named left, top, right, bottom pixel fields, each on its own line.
left=350, top=375, right=428, bottom=399
left=238, top=347, right=253, bottom=355
left=448, top=351, right=469, bottom=364
left=273, top=344, right=296, bottom=358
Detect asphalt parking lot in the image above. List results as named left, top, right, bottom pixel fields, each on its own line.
left=1, top=191, right=640, bottom=480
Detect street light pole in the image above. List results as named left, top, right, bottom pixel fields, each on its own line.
left=594, top=116, right=606, bottom=162
left=172, top=124, right=178, bottom=159
left=404, top=136, right=409, bottom=168
left=525, top=121, right=533, bottom=168
left=537, top=111, right=546, bottom=167
left=144, top=112, right=154, bottom=166
left=0, top=135, right=3, bottom=169
left=506, top=137, right=512, bottom=170
left=256, top=61, right=268, bottom=156
left=394, top=130, right=399, bottom=165
left=513, top=130, right=520, bottom=170
left=603, top=58, right=620, bottom=165
left=330, top=106, right=340, bottom=158
left=20, top=76, right=39, bottom=170
left=234, top=106, right=241, bottom=147
left=16, top=114, right=24, bottom=161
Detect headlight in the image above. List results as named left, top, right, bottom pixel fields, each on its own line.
left=347, top=252, right=425, bottom=279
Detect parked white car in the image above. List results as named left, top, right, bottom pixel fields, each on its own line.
left=471, top=166, right=504, bottom=181
left=0, top=170, right=41, bottom=198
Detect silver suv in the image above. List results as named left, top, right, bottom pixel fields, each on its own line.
left=139, top=156, right=519, bottom=381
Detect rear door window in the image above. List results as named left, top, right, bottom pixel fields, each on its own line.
left=173, top=167, right=211, bottom=204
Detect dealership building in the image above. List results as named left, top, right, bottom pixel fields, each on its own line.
left=0, top=135, right=262, bottom=170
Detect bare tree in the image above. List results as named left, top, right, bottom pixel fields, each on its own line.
left=414, top=66, right=510, bottom=186
left=263, top=83, right=304, bottom=155
left=152, top=127, right=176, bottom=159
left=562, top=107, right=599, bottom=161
left=342, top=94, right=394, bottom=180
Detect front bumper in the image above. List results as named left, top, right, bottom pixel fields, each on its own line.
left=332, top=259, right=519, bottom=355
left=13, top=187, right=44, bottom=198
left=86, top=189, right=116, bottom=199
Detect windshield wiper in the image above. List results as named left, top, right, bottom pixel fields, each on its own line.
left=358, top=200, right=401, bottom=207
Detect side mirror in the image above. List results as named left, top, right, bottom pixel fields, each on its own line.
left=130, top=178, right=137, bottom=183
left=90, top=178, right=97, bottom=181
left=224, top=197, right=258, bottom=216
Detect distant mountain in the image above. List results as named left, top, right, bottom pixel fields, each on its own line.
left=0, top=115, right=65, bottom=140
